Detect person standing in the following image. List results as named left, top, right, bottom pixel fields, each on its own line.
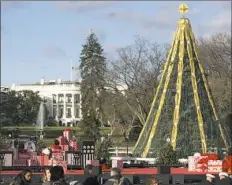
left=82, top=164, right=99, bottom=185
left=50, top=166, right=68, bottom=185
left=217, top=172, right=231, bottom=185
left=10, top=169, right=32, bottom=185
left=104, top=168, right=132, bottom=185
left=200, top=174, right=215, bottom=185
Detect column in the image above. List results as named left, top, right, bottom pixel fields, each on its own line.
left=56, top=94, right=59, bottom=120
left=72, top=93, right=75, bottom=119
left=63, top=93, right=66, bottom=118
left=51, top=94, right=54, bottom=117
left=79, top=93, right=82, bottom=119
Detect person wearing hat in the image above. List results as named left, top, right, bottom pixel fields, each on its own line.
left=80, top=164, right=99, bottom=185
left=200, top=174, right=215, bottom=185
left=217, top=172, right=231, bottom=185
left=104, top=168, right=132, bottom=185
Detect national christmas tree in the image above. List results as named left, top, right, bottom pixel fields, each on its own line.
left=133, top=4, right=230, bottom=158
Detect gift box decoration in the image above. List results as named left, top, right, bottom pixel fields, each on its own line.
left=207, top=160, right=222, bottom=173
left=112, top=160, right=123, bottom=169
left=188, top=156, right=208, bottom=172
left=86, top=160, right=99, bottom=167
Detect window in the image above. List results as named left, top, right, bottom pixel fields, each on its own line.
left=53, top=107, right=57, bottom=117
left=59, top=95, right=64, bottom=103
left=75, top=94, right=80, bottom=103
left=67, top=95, right=72, bottom=103
left=67, top=108, right=72, bottom=118
left=53, top=95, right=57, bottom=103
left=76, top=107, right=80, bottom=118
left=59, top=108, right=63, bottom=118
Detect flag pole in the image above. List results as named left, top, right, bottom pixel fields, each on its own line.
left=70, top=58, right=73, bottom=82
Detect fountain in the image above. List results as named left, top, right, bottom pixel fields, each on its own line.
left=36, top=102, right=45, bottom=139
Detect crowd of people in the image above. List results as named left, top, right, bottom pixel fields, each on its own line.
left=8, top=165, right=160, bottom=185
left=8, top=165, right=232, bottom=185
left=201, top=172, right=231, bottom=185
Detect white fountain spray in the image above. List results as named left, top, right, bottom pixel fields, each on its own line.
left=36, top=102, right=45, bottom=139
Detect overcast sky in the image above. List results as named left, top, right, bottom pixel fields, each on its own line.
left=1, top=1, right=231, bottom=86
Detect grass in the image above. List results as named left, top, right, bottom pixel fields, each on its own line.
left=1, top=126, right=136, bottom=147
left=1, top=126, right=111, bottom=131
left=1, top=126, right=111, bottom=138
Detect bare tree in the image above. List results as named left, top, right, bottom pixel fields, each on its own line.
left=198, top=33, right=231, bottom=80
left=99, top=89, right=141, bottom=139
left=197, top=33, right=231, bottom=119
left=106, top=36, right=169, bottom=126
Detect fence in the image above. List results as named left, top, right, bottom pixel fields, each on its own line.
left=108, top=146, right=133, bottom=156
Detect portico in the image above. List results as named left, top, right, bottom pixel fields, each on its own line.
left=11, top=78, right=82, bottom=126
left=53, top=93, right=81, bottom=121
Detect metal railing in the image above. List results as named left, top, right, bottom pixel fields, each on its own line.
left=108, top=146, right=133, bottom=156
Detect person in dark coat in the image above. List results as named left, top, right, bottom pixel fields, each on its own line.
left=10, top=169, right=32, bottom=185
left=217, top=172, right=231, bottom=185
left=81, top=164, right=99, bottom=185
left=50, top=166, right=69, bottom=185
left=104, top=168, right=132, bottom=185
left=200, top=174, right=215, bottom=185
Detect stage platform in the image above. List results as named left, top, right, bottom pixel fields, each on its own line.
left=0, top=167, right=225, bottom=175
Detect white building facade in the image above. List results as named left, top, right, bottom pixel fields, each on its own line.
left=1, top=86, right=10, bottom=103
left=10, top=78, right=82, bottom=125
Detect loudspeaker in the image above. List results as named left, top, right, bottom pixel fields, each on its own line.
left=157, top=166, right=171, bottom=174
left=161, top=174, right=171, bottom=184
left=172, top=175, right=184, bottom=184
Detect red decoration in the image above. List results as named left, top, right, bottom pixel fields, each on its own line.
left=198, top=153, right=219, bottom=164
left=199, top=164, right=208, bottom=172
left=222, top=155, right=232, bottom=173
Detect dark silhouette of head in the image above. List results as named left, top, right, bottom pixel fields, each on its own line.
left=50, top=166, right=64, bottom=182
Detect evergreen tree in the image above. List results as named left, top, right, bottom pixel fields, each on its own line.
left=79, top=32, right=106, bottom=141
left=156, top=144, right=179, bottom=165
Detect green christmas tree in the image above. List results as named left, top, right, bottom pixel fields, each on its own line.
left=79, top=32, right=106, bottom=141
left=156, top=144, right=179, bottom=165
left=133, top=4, right=229, bottom=158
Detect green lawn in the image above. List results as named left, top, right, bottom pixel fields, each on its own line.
left=1, top=126, right=135, bottom=147
left=1, top=126, right=111, bottom=138
left=1, top=126, right=111, bottom=131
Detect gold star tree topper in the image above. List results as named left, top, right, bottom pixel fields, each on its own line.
left=178, top=4, right=189, bottom=15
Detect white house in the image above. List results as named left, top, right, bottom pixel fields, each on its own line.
left=10, top=78, right=82, bottom=126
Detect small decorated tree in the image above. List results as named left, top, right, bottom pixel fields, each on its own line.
left=95, top=136, right=113, bottom=163
left=156, top=144, right=179, bottom=166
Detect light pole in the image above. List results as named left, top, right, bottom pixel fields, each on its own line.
left=0, top=152, right=5, bottom=183
left=40, top=129, right=44, bottom=139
